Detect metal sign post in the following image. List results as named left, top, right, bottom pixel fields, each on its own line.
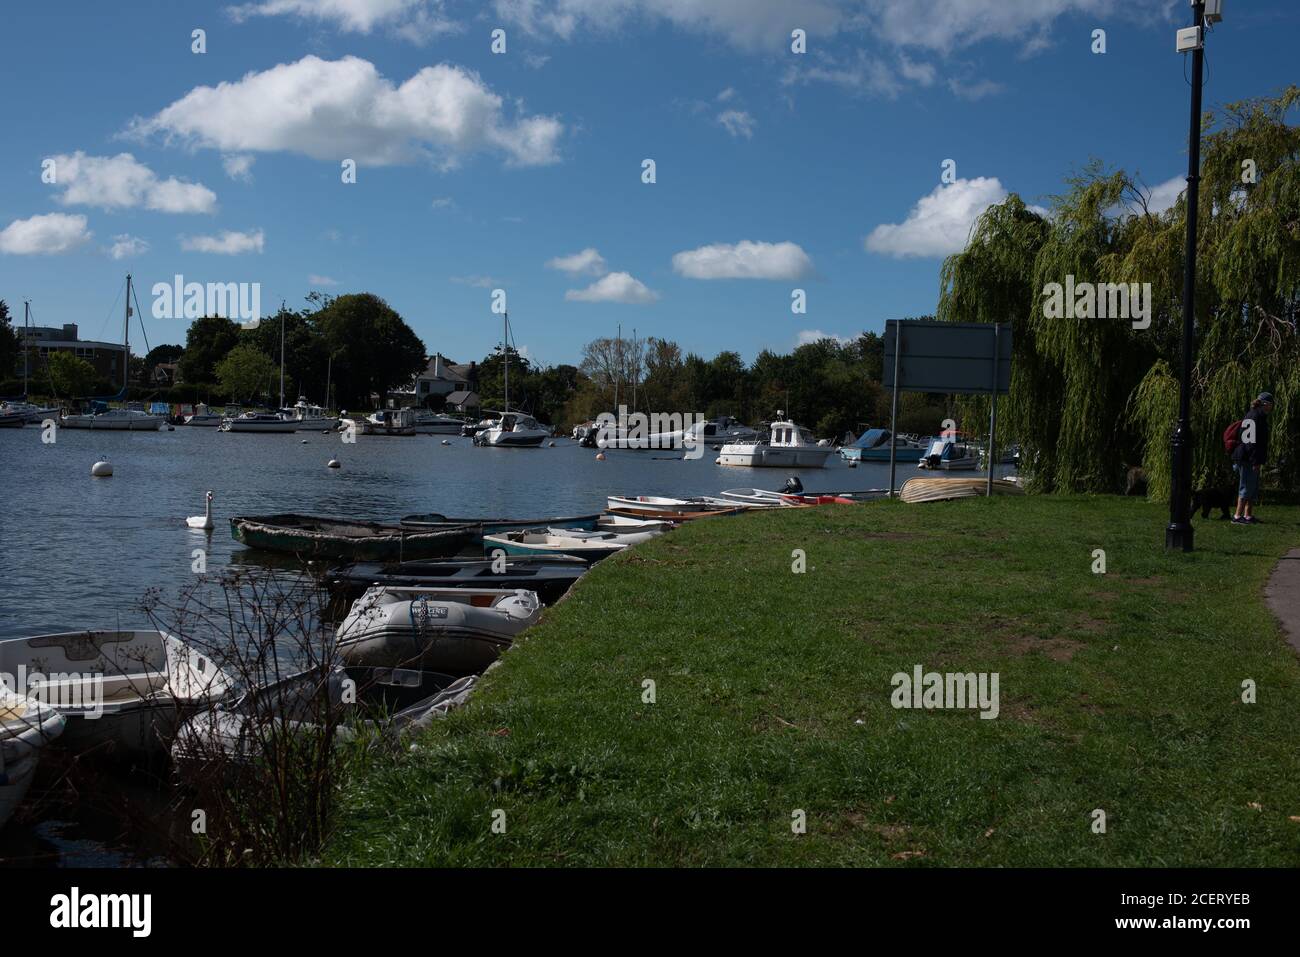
left=888, top=319, right=902, bottom=497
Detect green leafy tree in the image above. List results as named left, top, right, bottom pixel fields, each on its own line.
left=179, top=315, right=242, bottom=384
left=215, top=344, right=279, bottom=404
left=0, top=300, right=18, bottom=381
left=313, top=293, right=426, bottom=409
left=47, top=351, right=99, bottom=397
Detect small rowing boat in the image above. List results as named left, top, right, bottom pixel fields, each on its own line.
left=399, top=512, right=600, bottom=533
left=230, top=514, right=478, bottom=562
left=899, top=477, right=1026, bottom=503
left=1, top=686, right=65, bottom=829
left=606, top=495, right=716, bottom=513
left=605, top=505, right=744, bottom=522
left=483, top=530, right=631, bottom=562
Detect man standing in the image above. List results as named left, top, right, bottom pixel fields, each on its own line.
left=1232, top=392, right=1274, bottom=525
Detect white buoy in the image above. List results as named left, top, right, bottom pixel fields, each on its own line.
left=714, top=457, right=721, bottom=465
left=327, top=458, right=341, bottom=469
left=91, top=460, right=113, bottom=477
left=595, top=452, right=605, bottom=461
left=301, top=439, right=308, bottom=444
left=441, top=439, right=451, bottom=446
left=548, top=441, right=556, bottom=447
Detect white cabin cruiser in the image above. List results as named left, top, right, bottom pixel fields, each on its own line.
left=0, top=401, right=60, bottom=425
left=184, top=402, right=225, bottom=426
left=362, top=408, right=418, bottom=435
left=1, top=685, right=66, bottom=829
left=718, top=414, right=833, bottom=469
left=279, top=398, right=339, bottom=431
left=476, top=410, right=549, bottom=447
left=336, top=586, right=541, bottom=676
left=220, top=411, right=298, bottom=433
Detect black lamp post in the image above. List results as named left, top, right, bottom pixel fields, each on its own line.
left=1166, top=0, right=1215, bottom=552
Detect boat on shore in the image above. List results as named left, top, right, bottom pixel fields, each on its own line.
left=326, top=556, right=588, bottom=605
left=0, top=630, right=232, bottom=757
left=606, top=495, right=715, bottom=513
left=336, top=586, right=542, bottom=675
left=605, top=505, right=744, bottom=522
left=230, top=514, right=478, bottom=562
left=718, top=414, right=833, bottom=468
left=399, top=512, right=600, bottom=534
left=596, top=515, right=674, bottom=533
left=483, top=530, right=631, bottom=562
left=220, top=411, right=298, bottom=433
left=900, top=476, right=1025, bottom=502
left=1, top=686, right=65, bottom=829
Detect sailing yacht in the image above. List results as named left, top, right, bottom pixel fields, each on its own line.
left=476, top=312, right=549, bottom=448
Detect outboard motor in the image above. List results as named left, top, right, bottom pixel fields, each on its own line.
left=781, top=476, right=804, bottom=494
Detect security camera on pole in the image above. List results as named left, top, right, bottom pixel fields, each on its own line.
left=1166, top=0, right=1223, bottom=552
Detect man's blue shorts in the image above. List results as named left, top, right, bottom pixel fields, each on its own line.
left=1235, top=462, right=1260, bottom=502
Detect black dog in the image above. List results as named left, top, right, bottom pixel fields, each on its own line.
left=1191, top=486, right=1233, bottom=520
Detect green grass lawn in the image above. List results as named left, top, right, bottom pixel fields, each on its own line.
left=322, top=496, right=1300, bottom=866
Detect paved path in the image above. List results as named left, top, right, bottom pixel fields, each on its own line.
left=1265, top=547, right=1300, bottom=656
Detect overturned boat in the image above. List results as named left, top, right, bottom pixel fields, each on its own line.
left=0, top=630, right=232, bottom=757
left=336, top=586, right=542, bottom=675
left=230, top=514, right=478, bottom=562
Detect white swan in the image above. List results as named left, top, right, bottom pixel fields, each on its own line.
left=187, top=491, right=214, bottom=530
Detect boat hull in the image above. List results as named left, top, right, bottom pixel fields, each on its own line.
left=61, top=415, right=165, bottom=430
left=327, top=557, right=587, bottom=605
left=400, top=513, right=600, bottom=534
left=718, top=445, right=833, bottom=468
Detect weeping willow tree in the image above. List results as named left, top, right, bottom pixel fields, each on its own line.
left=939, top=87, right=1300, bottom=497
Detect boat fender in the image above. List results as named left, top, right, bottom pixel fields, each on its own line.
left=595, top=452, right=605, bottom=461
left=91, top=460, right=113, bottom=477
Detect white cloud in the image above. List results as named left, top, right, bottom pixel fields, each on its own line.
left=523, top=52, right=551, bottom=69
left=223, top=154, right=256, bottom=181
left=717, top=87, right=737, bottom=102
left=546, top=247, right=607, bottom=275
left=430, top=196, right=454, bottom=209
left=309, top=274, right=340, bottom=285
left=947, top=77, right=1005, bottom=101
left=865, top=177, right=1011, bottom=259
left=0, top=213, right=92, bottom=255
left=783, top=50, right=928, bottom=99
left=672, top=240, right=813, bottom=280
left=130, top=55, right=564, bottom=169
left=47, top=152, right=216, bottom=214
left=797, top=329, right=854, bottom=346
left=107, top=234, right=150, bottom=260
left=565, top=271, right=659, bottom=304
left=181, top=228, right=265, bottom=254
left=717, top=109, right=756, bottom=139
left=1143, top=175, right=1185, bottom=215
left=226, top=0, right=453, bottom=36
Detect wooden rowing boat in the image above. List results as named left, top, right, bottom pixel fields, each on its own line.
left=605, top=505, right=745, bottom=522
left=899, top=477, right=1025, bottom=504
left=230, top=514, right=478, bottom=561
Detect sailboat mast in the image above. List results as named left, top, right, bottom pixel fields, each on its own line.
left=325, top=354, right=332, bottom=412
left=615, top=323, right=621, bottom=411
left=503, top=311, right=509, bottom=413
left=123, top=273, right=132, bottom=393
left=279, top=309, right=286, bottom=409
left=22, top=300, right=30, bottom=395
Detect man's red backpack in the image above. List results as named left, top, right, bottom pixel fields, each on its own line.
left=1223, top=420, right=1244, bottom=455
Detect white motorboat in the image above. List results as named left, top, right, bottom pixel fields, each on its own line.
left=279, top=397, right=339, bottom=431
left=360, top=408, right=417, bottom=436
left=184, top=402, right=225, bottom=426
left=220, top=411, right=298, bottom=433
left=61, top=407, right=166, bottom=430
left=411, top=410, right=465, bottom=434
left=336, top=587, right=542, bottom=676
left=476, top=410, right=549, bottom=447
left=0, top=630, right=233, bottom=757
left=839, top=428, right=928, bottom=462
left=718, top=414, right=833, bottom=469
left=918, top=436, right=979, bottom=471
left=1, top=685, right=65, bottom=829
left=606, top=495, right=715, bottom=513
left=0, top=410, right=27, bottom=428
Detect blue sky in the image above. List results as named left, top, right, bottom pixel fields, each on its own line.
left=0, top=0, right=1296, bottom=368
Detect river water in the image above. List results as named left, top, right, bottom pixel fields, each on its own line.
left=0, top=423, right=1008, bottom=864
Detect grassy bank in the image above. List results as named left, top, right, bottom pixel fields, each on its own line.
left=322, top=496, right=1300, bottom=866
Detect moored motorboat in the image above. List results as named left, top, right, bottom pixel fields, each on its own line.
left=230, top=514, right=478, bottom=562
left=279, top=397, right=339, bottom=431
left=483, top=530, right=630, bottom=562
left=360, top=408, right=417, bottom=436
left=917, top=436, right=979, bottom=471
left=838, top=428, right=927, bottom=462
left=62, top=407, right=166, bottom=430
left=475, top=410, right=549, bottom=447
left=1, top=685, right=65, bottom=829
left=184, top=402, right=225, bottom=426
left=219, top=411, right=298, bottom=433
left=0, top=401, right=60, bottom=425
left=718, top=414, right=833, bottom=468
left=335, top=587, right=542, bottom=675
left=399, top=512, right=600, bottom=533
left=326, top=556, right=588, bottom=605
left=410, top=410, right=465, bottom=434
left=0, top=630, right=232, bottom=757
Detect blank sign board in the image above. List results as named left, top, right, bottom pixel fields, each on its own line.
left=883, top=320, right=1012, bottom=395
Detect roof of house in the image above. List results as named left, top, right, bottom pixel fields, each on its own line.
left=420, top=354, right=476, bottom=381
left=445, top=390, right=480, bottom=405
